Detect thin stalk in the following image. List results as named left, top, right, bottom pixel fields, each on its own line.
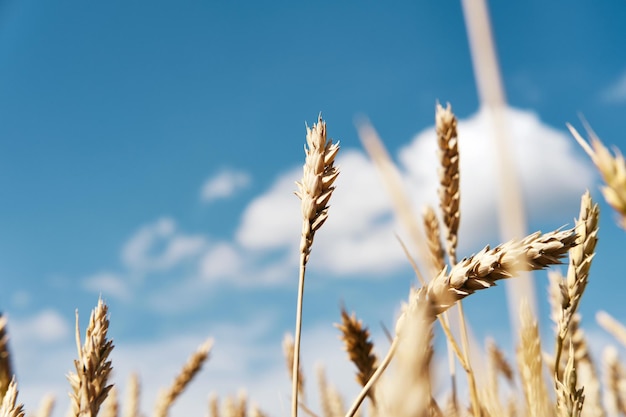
left=292, top=256, right=307, bottom=417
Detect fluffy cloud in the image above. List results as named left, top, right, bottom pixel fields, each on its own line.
left=235, top=106, right=593, bottom=279
left=82, top=272, right=131, bottom=301
left=122, top=217, right=207, bottom=274
left=10, top=309, right=71, bottom=344
left=201, top=169, right=251, bottom=202
left=601, top=69, right=626, bottom=103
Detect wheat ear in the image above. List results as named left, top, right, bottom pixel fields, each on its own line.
left=378, top=301, right=433, bottom=417
left=553, top=191, right=599, bottom=378
left=603, top=346, right=626, bottom=415
left=569, top=123, right=626, bottom=228
left=335, top=308, right=377, bottom=403
left=283, top=333, right=305, bottom=402
left=67, top=297, right=114, bottom=417
left=422, top=206, right=446, bottom=273
left=35, top=394, right=55, bottom=417
left=0, top=315, right=13, bottom=401
left=597, top=311, right=626, bottom=349
left=0, top=378, right=24, bottom=417
left=154, top=338, right=213, bottom=417
left=292, top=115, right=339, bottom=417
left=123, top=373, right=140, bottom=417
left=435, top=102, right=482, bottom=416
left=516, top=301, right=551, bottom=417
left=344, top=226, right=576, bottom=417
left=411, top=227, right=577, bottom=317
left=555, top=342, right=585, bottom=417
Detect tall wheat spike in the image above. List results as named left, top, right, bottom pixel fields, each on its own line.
left=553, top=191, right=599, bottom=378
left=67, top=297, right=114, bottom=417
left=123, top=373, right=140, bottom=417
left=292, top=115, right=339, bottom=417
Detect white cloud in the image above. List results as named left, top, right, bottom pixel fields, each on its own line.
left=201, top=169, right=251, bottom=202
left=10, top=309, right=71, bottom=345
left=121, top=217, right=207, bottom=274
left=601, top=70, right=626, bottom=103
left=82, top=272, right=131, bottom=301
left=234, top=106, right=593, bottom=279
left=199, top=242, right=242, bottom=282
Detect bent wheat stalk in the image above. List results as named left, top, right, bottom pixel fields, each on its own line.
left=344, top=227, right=577, bottom=417
left=292, top=115, right=339, bottom=417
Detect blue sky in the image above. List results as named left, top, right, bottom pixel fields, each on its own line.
left=1, top=1, right=626, bottom=415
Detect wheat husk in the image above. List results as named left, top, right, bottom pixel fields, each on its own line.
left=0, top=378, right=24, bottom=417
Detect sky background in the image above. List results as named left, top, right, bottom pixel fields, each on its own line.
left=1, top=1, right=626, bottom=416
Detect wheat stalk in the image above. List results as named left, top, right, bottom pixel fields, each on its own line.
left=335, top=308, right=377, bottom=403
left=292, top=115, right=339, bottom=417
left=67, top=297, right=114, bottom=417
left=154, top=338, right=213, bottom=417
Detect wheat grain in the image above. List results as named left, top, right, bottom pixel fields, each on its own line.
left=335, top=308, right=377, bottom=401
left=208, top=393, right=220, bottom=417
left=154, top=338, right=213, bottom=417
left=67, top=297, right=114, bottom=417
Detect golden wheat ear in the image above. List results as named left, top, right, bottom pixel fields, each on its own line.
left=0, top=378, right=25, bottom=417
left=0, top=314, right=14, bottom=400
left=153, top=338, right=213, bottom=417
left=292, top=115, right=339, bottom=417
left=67, top=297, right=114, bottom=417
left=335, top=307, right=377, bottom=404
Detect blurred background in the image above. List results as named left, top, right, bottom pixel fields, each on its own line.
left=1, top=1, right=625, bottom=415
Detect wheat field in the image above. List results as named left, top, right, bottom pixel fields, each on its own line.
left=1, top=106, right=626, bottom=417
